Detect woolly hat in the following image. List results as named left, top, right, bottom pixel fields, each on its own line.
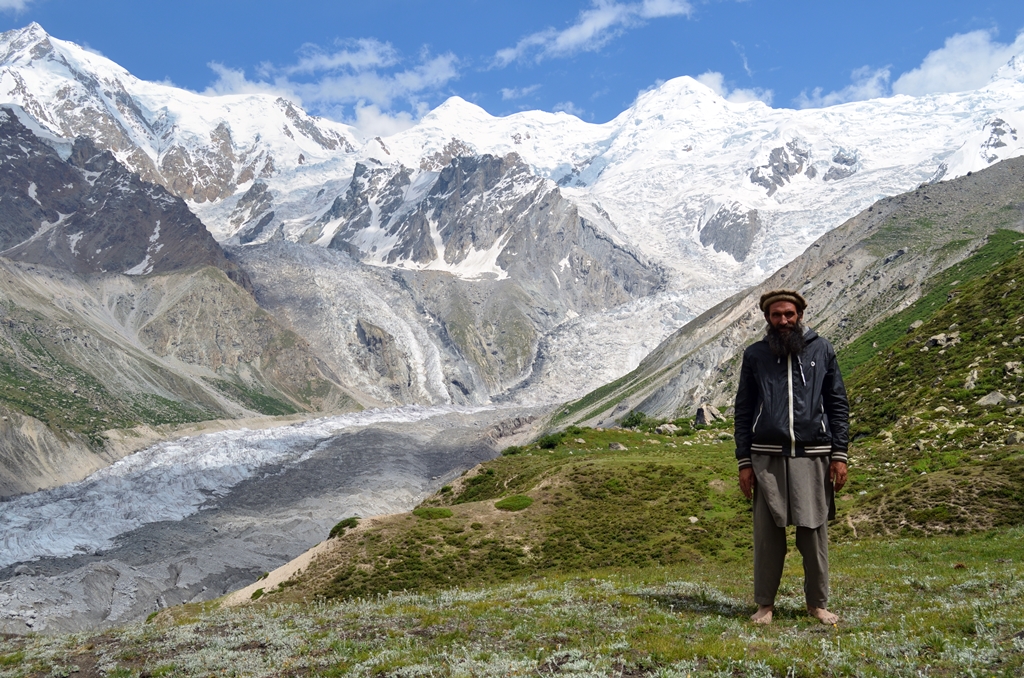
left=759, top=289, right=807, bottom=313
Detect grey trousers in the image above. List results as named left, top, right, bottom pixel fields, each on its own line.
left=753, top=482, right=829, bottom=608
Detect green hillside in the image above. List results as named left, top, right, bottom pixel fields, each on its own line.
left=1, top=422, right=1020, bottom=677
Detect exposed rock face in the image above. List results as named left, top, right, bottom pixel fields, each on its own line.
left=354, top=319, right=413, bottom=398
left=749, top=142, right=809, bottom=196
left=699, top=204, right=762, bottom=261
left=0, top=109, right=357, bottom=495
left=0, top=107, right=250, bottom=288
left=273, top=153, right=665, bottom=398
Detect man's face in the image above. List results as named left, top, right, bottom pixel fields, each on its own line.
left=766, top=301, right=802, bottom=334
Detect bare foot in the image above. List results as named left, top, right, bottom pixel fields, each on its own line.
left=807, top=606, right=839, bottom=625
left=751, top=605, right=773, bottom=624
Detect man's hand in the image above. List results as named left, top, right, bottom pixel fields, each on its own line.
left=739, top=467, right=756, bottom=500
left=830, top=460, right=847, bottom=492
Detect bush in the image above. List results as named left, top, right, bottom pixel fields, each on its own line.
left=440, top=485, right=452, bottom=494
left=495, top=495, right=533, bottom=512
left=413, top=507, right=453, bottom=520
left=537, top=433, right=564, bottom=449
left=251, top=588, right=265, bottom=600
left=620, top=410, right=665, bottom=431
left=329, top=516, right=360, bottom=539
left=501, top=445, right=525, bottom=456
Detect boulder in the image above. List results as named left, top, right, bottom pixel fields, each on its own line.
left=695, top=403, right=723, bottom=426
left=1007, top=431, right=1023, bottom=445
left=608, top=442, right=628, bottom=451
left=655, top=423, right=679, bottom=435
left=908, top=320, right=924, bottom=332
left=975, top=391, right=1008, bottom=407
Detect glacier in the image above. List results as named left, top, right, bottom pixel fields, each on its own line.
left=0, top=405, right=491, bottom=569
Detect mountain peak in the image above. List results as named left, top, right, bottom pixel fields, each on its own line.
left=421, top=96, right=493, bottom=125
left=0, top=23, right=55, bottom=64
left=993, top=53, right=1024, bottom=82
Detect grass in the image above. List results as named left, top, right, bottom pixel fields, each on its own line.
left=203, top=377, right=299, bottom=416
left=839, top=229, right=1024, bottom=374
left=0, top=338, right=214, bottom=447
left=494, top=495, right=533, bottom=511
left=0, top=422, right=1021, bottom=675
left=844, top=237, right=1024, bottom=444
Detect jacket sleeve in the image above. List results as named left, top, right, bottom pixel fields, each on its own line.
left=822, top=344, right=850, bottom=464
left=734, top=348, right=757, bottom=470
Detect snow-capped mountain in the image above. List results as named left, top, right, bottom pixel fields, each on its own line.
left=0, top=23, right=359, bottom=205
left=3, top=22, right=1024, bottom=407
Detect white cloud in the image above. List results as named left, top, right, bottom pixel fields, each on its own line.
left=0, top=0, right=34, bottom=11
left=500, top=84, right=541, bottom=100
left=796, top=65, right=891, bottom=108
left=893, top=29, right=1024, bottom=95
left=553, top=101, right=586, bottom=117
left=495, top=0, right=691, bottom=66
left=349, top=102, right=422, bottom=138
left=795, top=29, right=1024, bottom=108
left=696, top=71, right=773, bottom=105
left=275, top=39, right=399, bottom=77
left=202, top=40, right=459, bottom=135
left=203, top=64, right=293, bottom=97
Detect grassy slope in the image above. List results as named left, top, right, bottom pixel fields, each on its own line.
left=1, top=425, right=1020, bottom=676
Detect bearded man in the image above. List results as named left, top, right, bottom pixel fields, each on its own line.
left=734, top=289, right=849, bottom=625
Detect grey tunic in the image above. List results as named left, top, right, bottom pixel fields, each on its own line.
left=752, top=455, right=835, bottom=528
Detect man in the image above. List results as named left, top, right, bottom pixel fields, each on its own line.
left=734, top=289, right=849, bottom=625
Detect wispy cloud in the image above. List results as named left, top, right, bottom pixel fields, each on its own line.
left=732, top=41, right=753, bottom=78
left=795, top=65, right=891, bottom=108
left=695, top=71, right=772, bottom=105
left=893, top=29, right=1024, bottom=95
left=494, top=0, right=691, bottom=66
left=500, top=84, right=541, bottom=100
left=0, top=0, right=34, bottom=11
left=796, top=29, right=1024, bottom=108
left=553, top=101, right=586, bottom=117
left=202, top=39, right=459, bottom=136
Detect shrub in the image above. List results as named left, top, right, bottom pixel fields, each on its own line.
left=501, top=445, right=525, bottom=456
left=251, top=588, right=264, bottom=600
left=470, top=522, right=483, bottom=530
left=537, top=433, right=564, bottom=449
left=413, top=507, right=453, bottom=520
left=329, top=516, right=360, bottom=539
left=619, top=410, right=649, bottom=429
left=440, top=485, right=453, bottom=494
left=495, top=495, right=533, bottom=511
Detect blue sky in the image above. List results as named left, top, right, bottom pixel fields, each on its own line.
left=2, top=0, right=1024, bottom=135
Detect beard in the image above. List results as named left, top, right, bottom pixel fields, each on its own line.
left=766, top=321, right=806, bottom=357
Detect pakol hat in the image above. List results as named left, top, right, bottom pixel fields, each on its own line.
left=759, top=289, right=807, bottom=313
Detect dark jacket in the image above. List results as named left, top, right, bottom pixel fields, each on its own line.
left=734, top=328, right=849, bottom=470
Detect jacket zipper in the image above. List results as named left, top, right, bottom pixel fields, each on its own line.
left=787, top=354, right=796, bottom=457
left=753, top=404, right=763, bottom=432
left=821, top=403, right=827, bottom=433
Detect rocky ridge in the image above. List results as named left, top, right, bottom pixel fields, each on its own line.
left=557, top=154, right=1024, bottom=426
left=0, top=110, right=357, bottom=497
